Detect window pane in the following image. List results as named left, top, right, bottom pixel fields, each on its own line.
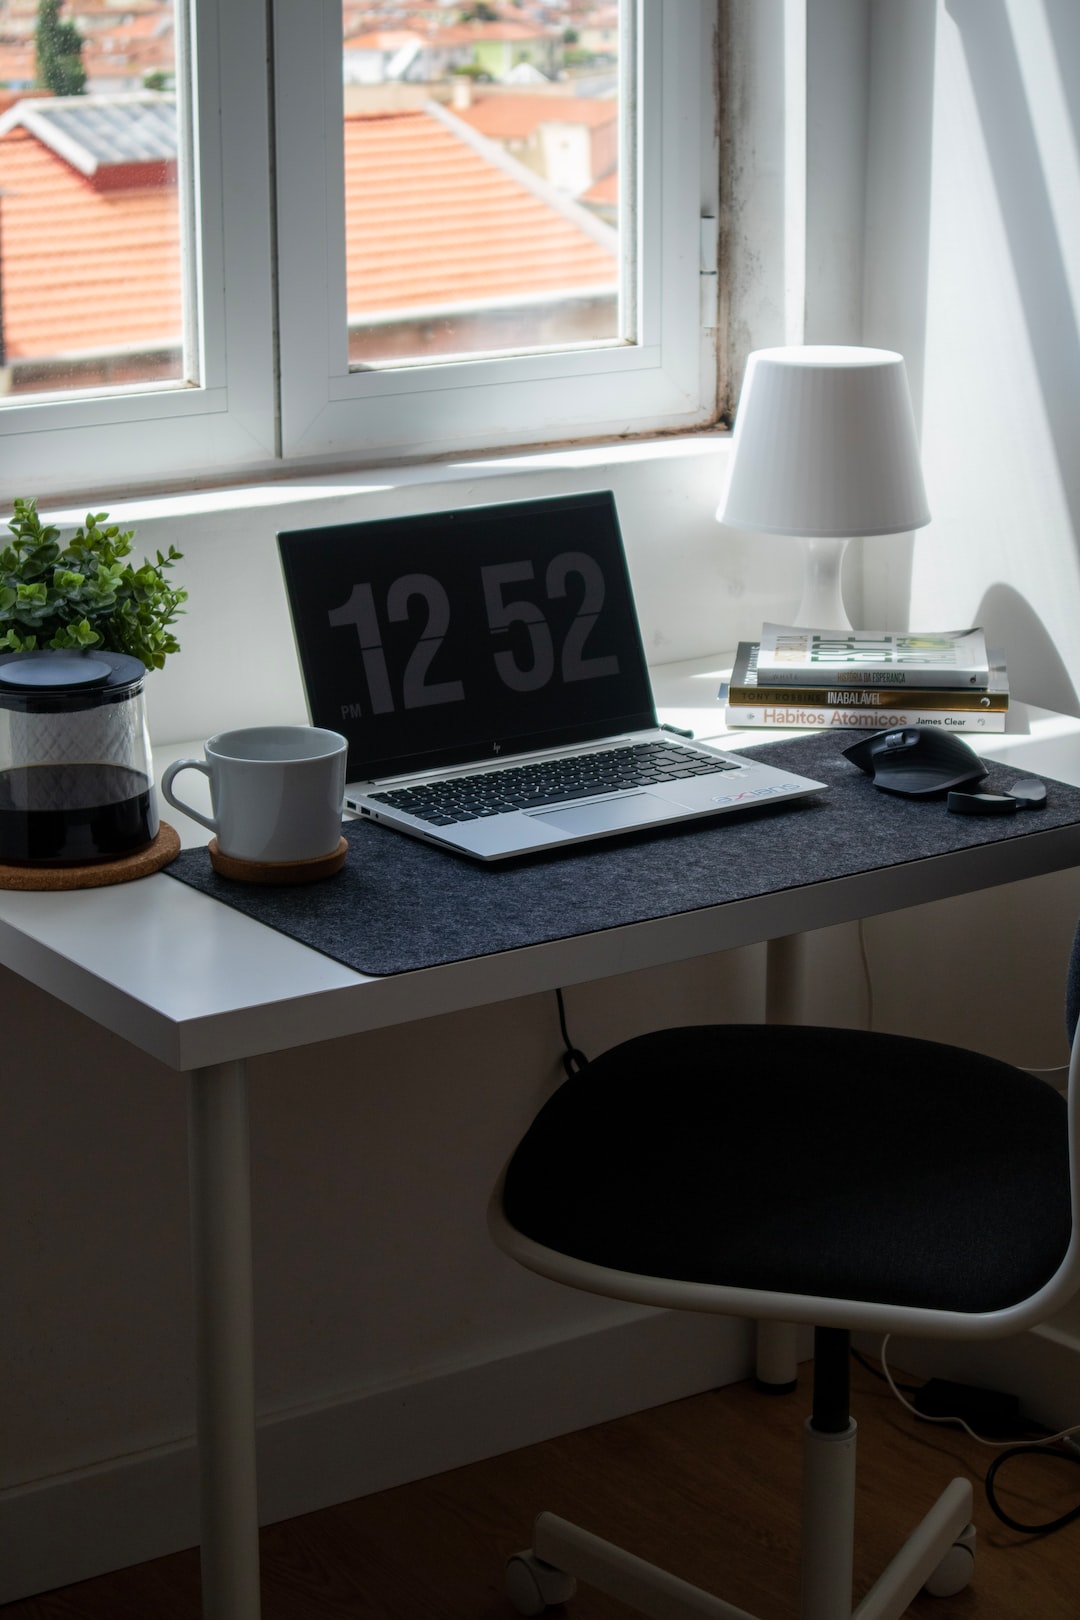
left=342, top=1, right=624, bottom=369
left=0, top=0, right=185, bottom=400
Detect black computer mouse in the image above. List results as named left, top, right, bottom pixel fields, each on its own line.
left=842, top=726, right=988, bottom=797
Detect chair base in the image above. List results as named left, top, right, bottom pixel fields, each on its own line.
left=503, top=1331, right=976, bottom=1616
left=505, top=1429, right=975, bottom=1620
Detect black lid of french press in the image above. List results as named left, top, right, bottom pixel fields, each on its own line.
left=0, top=649, right=147, bottom=708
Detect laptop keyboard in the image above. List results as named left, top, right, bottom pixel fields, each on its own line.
left=367, top=741, right=740, bottom=827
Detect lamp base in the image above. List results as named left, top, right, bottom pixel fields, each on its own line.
left=793, top=537, right=852, bottom=630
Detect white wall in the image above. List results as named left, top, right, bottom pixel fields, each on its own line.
left=5, top=0, right=1080, bottom=1597
left=105, top=437, right=799, bottom=750
left=855, top=0, right=1080, bottom=1429
left=862, top=0, right=1080, bottom=718
left=721, top=0, right=1080, bottom=1049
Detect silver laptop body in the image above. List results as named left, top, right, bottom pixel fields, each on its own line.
left=278, top=492, right=825, bottom=861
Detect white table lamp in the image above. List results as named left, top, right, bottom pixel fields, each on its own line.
left=716, top=345, right=930, bottom=630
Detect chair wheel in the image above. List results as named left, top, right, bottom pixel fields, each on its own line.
left=924, top=1522, right=976, bottom=1597
left=505, top=1550, right=577, bottom=1614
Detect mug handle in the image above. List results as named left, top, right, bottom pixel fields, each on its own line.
left=160, top=759, right=219, bottom=836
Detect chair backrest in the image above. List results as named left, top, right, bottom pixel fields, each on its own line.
left=1067, top=921, right=1080, bottom=1048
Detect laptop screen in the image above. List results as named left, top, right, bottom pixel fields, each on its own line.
left=277, top=490, right=657, bottom=782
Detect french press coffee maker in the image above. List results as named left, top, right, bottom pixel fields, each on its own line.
left=0, top=649, right=158, bottom=865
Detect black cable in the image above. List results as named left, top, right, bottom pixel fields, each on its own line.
left=984, top=1442, right=1080, bottom=1535
left=555, top=987, right=588, bottom=1077
left=851, top=1345, right=920, bottom=1394
left=865, top=1340, right=1080, bottom=1538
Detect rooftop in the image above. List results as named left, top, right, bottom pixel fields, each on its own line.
left=0, top=92, right=175, bottom=174
left=345, top=28, right=422, bottom=47
left=454, top=92, right=616, bottom=140
left=0, top=121, right=181, bottom=360
left=343, top=108, right=615, bottom=317
left=0, top=94, right=616, bottom=365
left=427, top=19, right=555, bottom=46
left=582, top=166, right=617, bottom=205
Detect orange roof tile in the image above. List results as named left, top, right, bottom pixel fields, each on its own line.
left=460, top=19, right=549, bottom=39
left=0, top=100, right=614, bottom=364
left=84, top=10, right=169, bottom=36
left=0, top=124, right=181, bottom=358
left=583, top=167, right=617, bottom=204
left=67, top=1, right=164, bottom=18
left=455, top=93, right=616, bottom=141
left=343, top=109, right=615, bottom=315
left=344, top=29, right=425, bottom=50
left=428, top=20, right=551, bottom=46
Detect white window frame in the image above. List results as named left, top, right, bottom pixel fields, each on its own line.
left=0, top=0, right=719, bottom=500
left=273, top=0, right=719, bottom=462
left=0, top=0, right=277, bottom=497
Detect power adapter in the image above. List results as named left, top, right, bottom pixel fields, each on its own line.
left=913, top=1377, right=1022, bottom=1432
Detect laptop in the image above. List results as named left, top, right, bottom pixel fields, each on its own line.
left=277, top=491, right=826, bottom=860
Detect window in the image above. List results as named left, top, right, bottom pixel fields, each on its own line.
left=0, top=0, right=277, bottom=493
left=0, top=92, right=184, bottom=398
left=0, top=0, right=718, bottom=498
left=340, top=6, right=620, bottom=365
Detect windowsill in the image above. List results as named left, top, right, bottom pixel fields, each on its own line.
left=42, top=429, right=730, bottom=526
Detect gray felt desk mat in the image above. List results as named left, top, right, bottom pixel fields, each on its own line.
left=162, top=732, right=1080, bottom=977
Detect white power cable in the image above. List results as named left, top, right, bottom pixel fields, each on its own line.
left=879, top=1334, right=1080, bottom=1450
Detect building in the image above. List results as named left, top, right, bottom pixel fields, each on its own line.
left=341, top=27, right=428, bottom=86
left=0, top=0, right=175, bottom=95
left=0, top=90, right=616, bottom=385
left=343, top=104, right=616, bottom=361
left=452, top=88, right=616, bottom=197
left=0, top=93, right=180, bottom=386
left=428, top=16, right=561, bottom=82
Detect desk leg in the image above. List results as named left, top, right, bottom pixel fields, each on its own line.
left=764, top=933, right=806, bottom=1027
left=757, top=936, right=806, bottom=1390
left=188, top=1061, right=262, bottom=1620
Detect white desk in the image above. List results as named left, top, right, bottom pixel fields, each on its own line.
left=4, top=659, right=1080, bottom=1619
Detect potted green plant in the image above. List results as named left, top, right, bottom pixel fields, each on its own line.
left=0, top=497, right=186, bottom=668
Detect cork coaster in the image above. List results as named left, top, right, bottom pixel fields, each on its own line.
left=207, top=835, right=348, bottom=885
left=0, top=821, right=181, bottom=891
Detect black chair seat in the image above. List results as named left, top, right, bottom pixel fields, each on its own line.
left=502, top=1025, right=1071, bottom=1314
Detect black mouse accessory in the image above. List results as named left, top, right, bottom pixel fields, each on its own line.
left=1007, top=778, right=1048, bottom=808
left=843, top=726, right=988, bottom=798
left=947, top=791, right=1016, bottom=816
left=947, top=777, right=1048, bottom=816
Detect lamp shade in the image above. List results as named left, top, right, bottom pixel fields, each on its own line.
left=716, top=346, right=930, bottom=538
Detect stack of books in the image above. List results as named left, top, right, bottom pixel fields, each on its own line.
left=721, top=624, right=1009, bottom=734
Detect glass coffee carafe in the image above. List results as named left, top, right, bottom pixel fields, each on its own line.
left=0, top=650, right=158, bottom=865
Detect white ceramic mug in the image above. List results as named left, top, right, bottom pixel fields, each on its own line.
left=161, top=725, right=348, bottom=864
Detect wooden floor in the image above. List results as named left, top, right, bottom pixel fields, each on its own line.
left=4, top=1359, right=1079, bottom=1619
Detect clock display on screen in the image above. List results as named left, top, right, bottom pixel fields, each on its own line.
left=278, top=492, right=655, bottom=781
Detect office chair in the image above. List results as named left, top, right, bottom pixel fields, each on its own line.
left=489, top=934, right=1080, bottom=1619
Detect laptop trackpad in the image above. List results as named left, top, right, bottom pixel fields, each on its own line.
left=527, top=792, right=678, bottom=836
